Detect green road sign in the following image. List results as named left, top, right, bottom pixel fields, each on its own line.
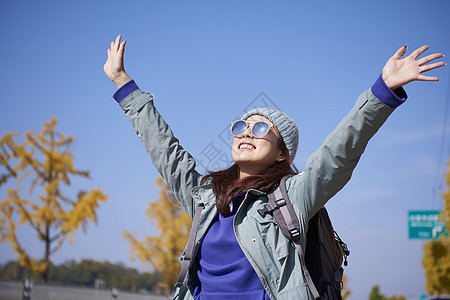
left=408, top=210, right=447, bottom=239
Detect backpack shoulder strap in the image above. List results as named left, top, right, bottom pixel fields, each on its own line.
left=175, top=203, right=204, bottom=288
left=262, top=175, right=321, bottom=299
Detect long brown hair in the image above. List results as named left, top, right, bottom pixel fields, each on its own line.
left=201, top=140, right=298, bottom=216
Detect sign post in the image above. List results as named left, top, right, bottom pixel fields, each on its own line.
left=408, top=210, right=447, bottom=240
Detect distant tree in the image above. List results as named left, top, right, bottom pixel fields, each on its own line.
left=0, top=259, right=162, bottom=292
left=139, top=271, right=163, bottom=292
left=443, top=160, right=450, bottom=231
left=0, top=117, right=108, bottom=281
left=388, top=296, right=407, bottom=300
left=422, top=159, right=450, bottom=295
left=0, top=261, right=27, bottom=280
left=342, top=274, right=352, bottom=299
left=123, top=176, right=191, bottom=293
left=369, top=285, right=407, bottom=300
left=369, top=285, right=385, bottom=300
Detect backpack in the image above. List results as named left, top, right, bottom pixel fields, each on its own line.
left=175, top=175, right=350, bottom=300
left=259, top=175, right=350, bottom=299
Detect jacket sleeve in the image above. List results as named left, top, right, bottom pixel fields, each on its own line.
left=287, top=87, right=395, bottom=221
left=119, top=89, right=202, bottom=218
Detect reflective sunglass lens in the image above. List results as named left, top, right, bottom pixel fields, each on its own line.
left=252, top=122, right=270, bottom=137
left=231, top=120, right=248, bottom=136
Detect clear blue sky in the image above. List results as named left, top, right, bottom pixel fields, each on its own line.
left=1, top=1, right=449, bottom=299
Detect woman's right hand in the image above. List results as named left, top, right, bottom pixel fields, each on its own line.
left=104, top=34, right=131, bottom=89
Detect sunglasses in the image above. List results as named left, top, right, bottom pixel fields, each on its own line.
left=230, top=120, right=275, bottom=138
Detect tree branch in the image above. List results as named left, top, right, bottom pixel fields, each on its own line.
left=15, top=200, right=46, bottom=240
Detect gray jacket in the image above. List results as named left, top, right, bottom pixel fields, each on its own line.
left=119, top=88, right=394, bottom=299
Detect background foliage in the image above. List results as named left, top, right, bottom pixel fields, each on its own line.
left=0, top=259, right=162, bottom=293
left=422, top=159, right=450, bottom=295
left=0, top=117, right=108, bottom=281
left=123, top=177, right=191, bottom=293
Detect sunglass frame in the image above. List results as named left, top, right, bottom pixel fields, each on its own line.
left=230, top=120, right=274, bottom=138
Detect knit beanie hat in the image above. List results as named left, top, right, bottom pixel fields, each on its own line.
left=242, top=107, right=299, bottom=160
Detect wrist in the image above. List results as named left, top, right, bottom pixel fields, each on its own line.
left=382, top=73, right=401, bottom=91
left=112, top=72, right=131, bottom=89
left=372, top=73, right=407, bottom=108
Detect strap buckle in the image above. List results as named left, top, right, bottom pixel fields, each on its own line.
left=258, top=198, right=287, bottom=217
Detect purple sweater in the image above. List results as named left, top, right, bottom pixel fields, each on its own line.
left=113, top=76, right=407, bottom=299
left=193, top=195, right=270, bottom=299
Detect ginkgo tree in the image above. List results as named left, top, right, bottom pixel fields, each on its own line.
left=123, top=176, right=191, bottom=293
left=341, top=274, right=352, bottom=299
left=0, top=117, right=108, bottom=281
left=422, top=159, right=450, bottom=295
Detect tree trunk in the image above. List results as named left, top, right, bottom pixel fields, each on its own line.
left=43, top=223, right=50, bottom=282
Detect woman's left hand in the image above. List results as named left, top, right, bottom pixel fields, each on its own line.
left=104, top=34, right=131, bottom=89
left=382, top=45, right=445, bottom=91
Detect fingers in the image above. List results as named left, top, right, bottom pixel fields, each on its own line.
left=392, top=46, right=408, bottom=60
left=420, top=61, right=446, bottom=73
left=114, top=35, right=122, bottom=52
left=109, top=35, right=123, bottom=54
left=409, top=45, right=429, bottom=59
left=118, top=39, right=127, bottom=55
left=417, top=52, right=445, bottom=66
left=413, top=46, right=446, bottom=76
left=417, top=74, right=440, bottom=82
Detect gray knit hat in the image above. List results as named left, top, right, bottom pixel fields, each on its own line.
left=242, top=107, right=299, bottom=160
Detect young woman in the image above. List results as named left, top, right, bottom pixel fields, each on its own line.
left=104, top=35, right=445, bottom=300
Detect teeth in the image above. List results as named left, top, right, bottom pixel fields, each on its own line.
left=240, top=143, right=255, bottom=150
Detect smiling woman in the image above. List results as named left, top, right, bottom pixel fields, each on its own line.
left=205, top=112, right=298, bottom=218
left=231, top=114, right=292, bottom=177
left=103, top=34, right=445, bottom=300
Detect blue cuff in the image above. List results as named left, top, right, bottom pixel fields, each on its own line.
left=113, top=80, right=139, bottom=104
left=371, top=74, right=407, bottom=108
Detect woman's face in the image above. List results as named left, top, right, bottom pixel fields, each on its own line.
left=232, top=115, right=286, bottom=177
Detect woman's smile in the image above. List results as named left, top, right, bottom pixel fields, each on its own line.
left=238, top=142, right=256, bottom=150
